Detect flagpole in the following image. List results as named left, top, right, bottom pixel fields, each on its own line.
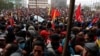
left=35, top=0, right=39, bottom=32
left=35, top=0, right=38, bottom=20
left=62, top=0, right=75, bottom=56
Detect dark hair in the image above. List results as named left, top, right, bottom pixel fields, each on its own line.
left=50, top=34, right=60, bottom=41
left=96, top=29, right=100, bottom=37
left=32, top=41, right=45, bottom=50
left=16, top=31, right=26, bottom=38
left=39, top=25, right=46, bottom=30
left=9, top=44, right=19, bottom=52
left=4, top=44, right=19, bottom=56
left=54, top=24, right=59, bottom=29
left=7, top=26, right=14, bottom=33
left=33, top=36, right=44, bottom=42
left=26, top=31, right=31, bottom=37
left=87, top=32, right=95, bottom=42
left=47, top=21, right=52, bottom=29
left=97, top=20, right=100, bottom=28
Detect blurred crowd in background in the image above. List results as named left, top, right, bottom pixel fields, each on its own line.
left=0, top=7, right=100, bottom=56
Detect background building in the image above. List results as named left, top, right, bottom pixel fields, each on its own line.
left=28, top=0, right=48, bottom=8
left=21, top=0, right=28, bottom=8
left=4, top=0, right=28, bottom=8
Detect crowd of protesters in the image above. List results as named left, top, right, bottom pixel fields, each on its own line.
left=0, top=7, right=99, bottom=56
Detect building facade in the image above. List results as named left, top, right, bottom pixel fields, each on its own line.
left=21, top=0, right=28, bottom=8
left=28, top=0, right=48, bottom=8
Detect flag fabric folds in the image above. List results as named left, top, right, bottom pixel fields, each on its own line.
left=92, top=17, right=99, bottom=24
left=50, top=8, right=60, bottom=21
left=75, top=4, right=83, bottom=23
left=87, top=17, right=99, bottom=29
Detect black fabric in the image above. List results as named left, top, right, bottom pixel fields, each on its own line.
left=5, top=33, right=15, bottom=43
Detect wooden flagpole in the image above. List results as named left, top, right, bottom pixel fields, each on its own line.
left=62, top=0, right=75, bottom=56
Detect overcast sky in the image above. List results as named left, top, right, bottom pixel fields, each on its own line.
left=27, top=0, right=100, bottom=6
left=48, top=0, right=100, bottom=5
left=67, top=0, right=100, bottom=6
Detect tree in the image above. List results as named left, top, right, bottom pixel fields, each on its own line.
left=83, top=5, right=91, bottom=10
left=0, top=0, right=6, bottom=9
left=0, top=0, right=14, bottom=10
left=6, top=2, right=14, bottom=9
left=95, top=5, right=100, bottom=10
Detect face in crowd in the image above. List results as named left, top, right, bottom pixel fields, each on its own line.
left=32, top=41, right=44, bottom=56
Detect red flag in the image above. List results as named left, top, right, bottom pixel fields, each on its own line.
left=75, top=4, right=83, bottom=23
left=92, top=17, right=99, bottom=23
left=52, top=9, right=56, bottom=20
left=51, top=8, right=60, bottom=21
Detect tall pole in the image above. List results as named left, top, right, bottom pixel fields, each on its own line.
left=36, top=0, right=39, bottom=32
left=62, top=0, right=75, bottom=56
left=36, top=0, right=37, bottom=14
left=36, top=0, right=38, bottom=21
left=36, top=0, right=37, bottom=12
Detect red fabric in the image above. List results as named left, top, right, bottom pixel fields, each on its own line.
left=75, top=4, right=83, bottom=23
left=57, top=46, right=63, bottom=54
left=60, top=31, right=67, bottom=36
left=40, top=30, right=49, bottom=41
left=92, top=17, right=99, bottom=23
left=50, top=8, right=60, bottom=20
left=8, top=17, right=15, bottom=26
left=6, top=17, right=15, bottom=29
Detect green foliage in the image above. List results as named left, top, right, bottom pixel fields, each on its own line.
left=83, top=5, right=91, bottom=10
left=0, top=0, right=14, bottom=10
left=95, top=6, right=100, bottom=10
